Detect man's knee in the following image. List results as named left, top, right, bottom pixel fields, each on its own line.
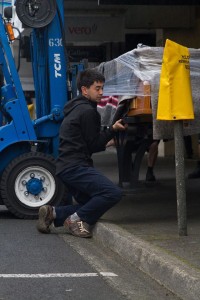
left=108, top=185, right=123, bottom=203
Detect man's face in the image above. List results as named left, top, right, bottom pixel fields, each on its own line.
left=81, top=81, right=104, bottom=103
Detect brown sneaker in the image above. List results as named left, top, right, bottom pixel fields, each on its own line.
left=64, top=217, right=92, bottom=238
left=37, top=205, right=54, bottom=234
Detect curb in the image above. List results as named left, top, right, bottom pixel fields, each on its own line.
left=93, top=222, right=200, bottom=300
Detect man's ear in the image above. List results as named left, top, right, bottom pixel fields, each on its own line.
left=81, top=86, right=88, bottom=96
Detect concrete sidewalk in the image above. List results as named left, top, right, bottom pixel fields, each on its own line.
left=92, top=149, right=200, bottom=300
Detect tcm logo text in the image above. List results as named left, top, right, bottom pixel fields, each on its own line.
left=54, top=54, right=62, bottom=78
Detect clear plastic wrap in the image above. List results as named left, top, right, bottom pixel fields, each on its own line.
left=96, top=45, right=162, bottom=97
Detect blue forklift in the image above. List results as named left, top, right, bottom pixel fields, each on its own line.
left=0, top=0, right=79, bottom=218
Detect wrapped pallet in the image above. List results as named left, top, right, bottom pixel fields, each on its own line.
left=96, top=44, right=200, bottom=140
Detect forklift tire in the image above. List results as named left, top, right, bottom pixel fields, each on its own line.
left=0, top=152, right=66, bottom=219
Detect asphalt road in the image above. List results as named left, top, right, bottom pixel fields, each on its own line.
left=0, top=206, right=179, bottom=300
left=0, top=207, right=123, bottom=300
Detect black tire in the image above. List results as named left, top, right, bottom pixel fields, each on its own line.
left=0, top=152, right=66, bottom=219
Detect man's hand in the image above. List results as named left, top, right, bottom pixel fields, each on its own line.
left=112, top=119, right=128, bottom=131
left=106, top=138, right=116, bottom=147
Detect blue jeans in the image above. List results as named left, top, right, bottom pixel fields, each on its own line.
left=54, top=164, right=122, bottom=226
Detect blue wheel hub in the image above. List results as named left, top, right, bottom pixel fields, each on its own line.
left=26, top=178, right=43, bottom=195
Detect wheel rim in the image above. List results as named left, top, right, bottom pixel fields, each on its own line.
left=14, top=166, right=56, bottom=208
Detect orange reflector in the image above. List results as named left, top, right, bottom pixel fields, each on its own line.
left=6, top=23, right=15, bottom=41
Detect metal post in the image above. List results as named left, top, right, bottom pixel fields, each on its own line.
left=174, top=120, right=187, bottom=236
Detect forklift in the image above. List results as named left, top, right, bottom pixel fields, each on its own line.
left=0, top=0, right=77, bottom=219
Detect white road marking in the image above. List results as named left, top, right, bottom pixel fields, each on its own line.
left=100, top=272, right=118, bottom=277
left=0, top=272, right=118, bottom=278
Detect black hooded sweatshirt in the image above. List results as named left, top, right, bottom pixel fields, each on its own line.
left=56, top=95, right=115, bottom=175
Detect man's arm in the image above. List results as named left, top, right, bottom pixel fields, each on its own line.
left=81, top=110, right=127, bottom=154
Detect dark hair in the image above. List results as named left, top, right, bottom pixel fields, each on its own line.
left=77, top=69, right=105, bottom=93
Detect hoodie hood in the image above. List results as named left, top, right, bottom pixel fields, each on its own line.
left=63, top=95, right=97, bottom=117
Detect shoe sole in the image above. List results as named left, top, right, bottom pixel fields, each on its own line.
left=67, top=230, right=92, bottom=238
left=37, top=206, right=51, bottom=234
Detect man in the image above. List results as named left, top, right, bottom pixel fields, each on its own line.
left=146, top=140, right=159, bottom=182
left=37, top=69, right=127, bottom=238
left=188, top=134, right=200, bottom=179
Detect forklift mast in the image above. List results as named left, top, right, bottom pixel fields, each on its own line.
left=30, top=0, right=68, bottom=157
